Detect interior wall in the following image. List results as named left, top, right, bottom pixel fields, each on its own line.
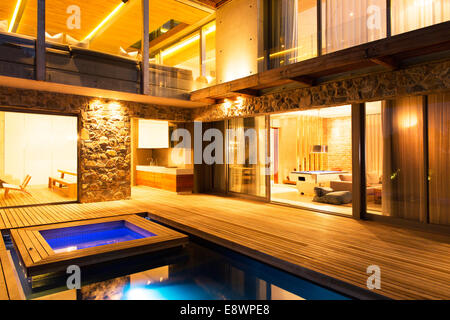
left=216, top=0, right=258, bottom=83
left=1, top=112, right=77, bottom=186
left=273, top=117, right=297, bottom=181
left=326, top=116, right=352, bottom=172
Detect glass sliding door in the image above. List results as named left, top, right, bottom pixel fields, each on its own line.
left=365, top=97, right=427, bottom=222
left=270, top=106, right=353, bottom=216
left=427, top=92, right=450, bottom=226
left=227, top=116, right=267, bottom=198
left=0, top=111, right=78, bottom=208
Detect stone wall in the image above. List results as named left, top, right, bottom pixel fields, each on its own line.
left=193, top=59, right=450, bottom=121
left=0, top=87, right=192, bottom=203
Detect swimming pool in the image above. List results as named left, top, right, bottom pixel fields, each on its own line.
left=8, top=234, right=349, bottom=300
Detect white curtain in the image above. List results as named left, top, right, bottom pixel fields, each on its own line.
left=323, top=0, right=386, bottom=53
left=366, top=114, right=383, bottom=177
left=392, top=0, right=450, bottom=35
left=3, top=112, right=77, bottom=186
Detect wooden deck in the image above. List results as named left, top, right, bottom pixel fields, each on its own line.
left=131, top=187, right=450, bottom=300
left=0, top=199, right=147, bottom=230
left=0, top=185, right=76, bottom=208
left=0, top=186, right=449, bottom=300
left=0, top=236, right=24, bottom=300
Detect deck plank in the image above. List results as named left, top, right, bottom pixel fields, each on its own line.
left=131, top=187, right=450, bottom=300
left=0, top=186, right=448, bottom=300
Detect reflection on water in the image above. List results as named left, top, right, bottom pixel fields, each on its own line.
left=11, top=240, right=348, bottom=300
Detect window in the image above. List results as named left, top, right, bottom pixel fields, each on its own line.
left=322, top=0, right=386, bottom=53
left=158, top=20, right=216, bottom=91
left=260, top=0, right=317, bottom=70
left=391, top=0, right=450, bottom=35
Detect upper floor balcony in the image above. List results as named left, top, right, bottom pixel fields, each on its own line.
left=0, top=0, right=449, bottom=106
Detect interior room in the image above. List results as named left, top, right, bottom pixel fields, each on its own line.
left=0, top=111, right=78, bottom=207
left=270, top=105, right=355, bottom=215
left=131, top=118, right=194, bottom=194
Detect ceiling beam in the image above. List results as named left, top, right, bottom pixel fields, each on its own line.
left=289, top=75, right=315, bottom=86
left=370, top=56, right=398, bottom=70
left=232, top=88, right=260, bottom=97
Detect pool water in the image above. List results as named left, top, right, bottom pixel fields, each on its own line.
left=40, top=221, right=156, bottom=253
left=9, top=234, right=349, bottom=300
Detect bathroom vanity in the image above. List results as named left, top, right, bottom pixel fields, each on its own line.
left=135, top=165, right=194, bottom=193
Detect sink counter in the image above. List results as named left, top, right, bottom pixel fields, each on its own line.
left=135, top=165, right=193, bottom=193
left=136, top=165, right=193, bottom=175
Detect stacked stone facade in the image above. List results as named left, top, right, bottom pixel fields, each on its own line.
left=193, top=59, right=450, bottom=121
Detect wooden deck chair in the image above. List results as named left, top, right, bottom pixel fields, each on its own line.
left=3, top=175, right=32, bottom=197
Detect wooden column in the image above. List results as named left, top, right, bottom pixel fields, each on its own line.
left=36, top=0, right=45, bottom=81
left=386, top=0, right=392, bottom=37
left=421, top=95, right=429, bottom=224
left=317, top=0, right=322, bottom=56
left=352, top=103, right=366, bottom=219
left=265, top=114, right=271, bottom=202
left=140, top=0, right=149, bottom=94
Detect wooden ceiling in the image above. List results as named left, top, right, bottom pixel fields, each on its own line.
left=194, top=0, right=232, bottom=9
left=1, top=0, right=212, bottom=54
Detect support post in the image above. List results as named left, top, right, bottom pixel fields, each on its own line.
left=386, top=0, right=392, bottom=37
left=317, top=0, right=322, bottom=56
left=352, top=103, right=366, bottom=219
left=36, top=0, right=45, bottom=81
left=141, top=0, right=149, bottom=94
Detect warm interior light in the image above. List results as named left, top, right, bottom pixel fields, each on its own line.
left=8, top=0, right=22, bottom=33
left=83, top=2, right=126, bottom=41
left=162, top=24, right=215, bottom=57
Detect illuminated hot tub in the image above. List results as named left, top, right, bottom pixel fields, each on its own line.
left=11, top=215, right=188, bottom=277
left=40, top=221, right=157, bottom=254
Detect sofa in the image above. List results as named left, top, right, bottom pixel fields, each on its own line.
left=330, top=172, right=382, bottom=197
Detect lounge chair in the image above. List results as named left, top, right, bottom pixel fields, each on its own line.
left=3, top=175, right=32, bottom=197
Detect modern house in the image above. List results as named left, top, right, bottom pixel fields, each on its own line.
left=0, top=0, right=449, bottom=300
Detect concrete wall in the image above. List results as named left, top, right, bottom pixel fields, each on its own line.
left=216, top=0, right=259, bottom=83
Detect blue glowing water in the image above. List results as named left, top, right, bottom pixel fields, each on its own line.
left=40, top=221, right=156, bottom=252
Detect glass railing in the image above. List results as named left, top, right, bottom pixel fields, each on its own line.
left=0, top=0, right=214, bottom=99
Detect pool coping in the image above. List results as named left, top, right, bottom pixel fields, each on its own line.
left=10, top=215, right=188, bottom=277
